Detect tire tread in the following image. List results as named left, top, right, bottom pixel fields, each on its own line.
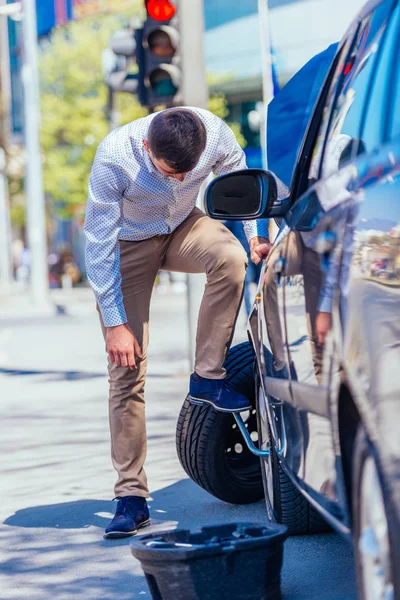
left=176, top=342, right=264, bottom=504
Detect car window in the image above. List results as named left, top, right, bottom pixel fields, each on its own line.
left=391, top=70, right=400, bottom=141
left=305, top=40, right=354, bottom=185
left=388, top=7, right=400, bottom=141
left=362, top=3, right=400, bottom=149
left=307, top=2, right=392, bottom=183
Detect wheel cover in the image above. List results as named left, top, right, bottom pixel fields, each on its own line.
left=359, top=456, right=394, bottom=600
left=224, top=409, right=260, bottom=483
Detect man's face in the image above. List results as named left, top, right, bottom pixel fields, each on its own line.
left=143, top=139, right=185, bottom=182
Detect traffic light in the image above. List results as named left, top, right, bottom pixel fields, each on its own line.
left=142, top=0, right=181, bottom=108
left=104, top=27, right=147, bottom=106
left=104, top=1, right=180, bottom=110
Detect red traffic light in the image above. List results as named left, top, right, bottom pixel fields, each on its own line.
left=146, top=0, right=176, bottom=21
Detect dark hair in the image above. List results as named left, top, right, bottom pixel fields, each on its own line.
left=147, top=108, right=207, bottom=173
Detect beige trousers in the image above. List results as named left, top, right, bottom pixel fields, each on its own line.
left=99, top=208, right=247, bottom=497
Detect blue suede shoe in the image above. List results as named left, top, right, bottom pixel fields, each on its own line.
left=104, top=496, right=150, bottom=539
left=189, top=373, right=252, bottom=413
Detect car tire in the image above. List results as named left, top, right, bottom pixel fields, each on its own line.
left=268, top=438, right=329, bottom=535
left=257, top=347, right=329, bottom=535
left=352, top=424, right=399, bottom=600
left=175, top=342, right=264, bottom=504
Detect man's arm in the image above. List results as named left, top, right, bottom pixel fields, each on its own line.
left=84, top=147, right=141, bottom=369
left=212, top=120, right=270, bottom=260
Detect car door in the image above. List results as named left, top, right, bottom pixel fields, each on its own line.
left=279, top=0, right=395, bottom=520
left=252, top=28, right=360, bottom=501
left=340, top=1, right=400, bottom=522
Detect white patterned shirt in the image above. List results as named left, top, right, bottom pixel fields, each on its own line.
left=84, top=107, right=268, bottom=327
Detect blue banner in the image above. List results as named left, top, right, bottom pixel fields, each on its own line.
left=36, top=0, right=73, bottom=36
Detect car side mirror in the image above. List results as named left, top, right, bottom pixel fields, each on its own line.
left=205, top=169, right=280, bottom=220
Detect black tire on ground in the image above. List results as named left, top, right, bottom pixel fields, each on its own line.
left=259, top=347, right=329, bottom=535
left=268, top=438, right=329, bottom=535
left=352, top=424, right=399, bottom=599
left=176, top=341, right=264, bottom=504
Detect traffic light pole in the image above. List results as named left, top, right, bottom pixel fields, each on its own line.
left=0, top=4, right=13, bottom=290
left=258, top=0, right=274, bottom=171
left=179, top=0, right=208, bottom=108
left=21, top=0, right=50, bottom=307
left=107, top=86, right=119, bottom=132
left=179, top=0, right=209, bottom=368
left=0, top=147, right=13, bottom=289
left=257, top=0, right=279, bottom=242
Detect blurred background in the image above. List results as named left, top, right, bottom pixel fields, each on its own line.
left=0, top=0, right=365, bottom=312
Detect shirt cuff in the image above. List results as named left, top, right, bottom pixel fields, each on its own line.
left=242, top=219, right=269, bottom=242
left=99, top=301, right=127, bottom=328
left=318, top=294, right=333, bottom=314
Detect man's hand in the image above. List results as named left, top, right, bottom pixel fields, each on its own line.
left=315, top=311, right=332, bottom=345
left=249, top=236, right=273, bottom=265
left=105, top=323, right=142, bottom=370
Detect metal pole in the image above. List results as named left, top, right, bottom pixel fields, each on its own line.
left=179, top=0, right=209, bottom=368
left=0, top=4, right=14, bottom=289
left=180, top=0, right=208, bottom=109
left=21, top=0, right=50, bottom=306
left=258, top=0, right=279, bottom=242
left=258, top=0, right=274, bottom=170
left=107, top=86, right=119, bottom=132
left=0, top=1, right=13, bottom=142
left=0, top=147, right=13, bottom=288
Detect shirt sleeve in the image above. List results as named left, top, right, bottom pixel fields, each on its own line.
left=212, top=119, right=269, bottom=243
left=84, top=146, right=128, bottom=327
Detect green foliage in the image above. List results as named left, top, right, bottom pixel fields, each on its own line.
left=6, top=10, right=246, bottom=226
left=6, top=144, right=25, bottom=227
left=208, top=93, right=246, bottom=148
left=208, top=93, right=229, bottom=120
left=39, top=12, right=146, bottom=220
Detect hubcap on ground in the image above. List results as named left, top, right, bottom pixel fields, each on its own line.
left=359, top=456, right=394, bottom=600
left=224, top=408, right=260, bottom=482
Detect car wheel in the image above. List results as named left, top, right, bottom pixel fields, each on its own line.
left=256, top=372, right=329, bottom=535
left=269, top=434, right=328, bottom=535
left=352, top=424, right=398, bottom=600
left=175, top=342, right=264, bottom=504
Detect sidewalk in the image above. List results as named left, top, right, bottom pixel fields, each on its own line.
left=0, top=287, right=355, bottom=599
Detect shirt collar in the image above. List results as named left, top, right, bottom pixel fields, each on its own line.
left=142, top=145, right=158, bottom=174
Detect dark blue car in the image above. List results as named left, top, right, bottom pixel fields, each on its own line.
left=177, top=1, right=400, bottom=598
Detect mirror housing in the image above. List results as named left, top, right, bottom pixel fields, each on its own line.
left=205, top=169, right=280, bottom=220
left=284, top=189, right=322, bottom=231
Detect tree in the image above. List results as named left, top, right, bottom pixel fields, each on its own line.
left=7, top=9, right=245, bottom=228
left=208, top=92, right=246, bottom=148
left=39, top=10, right=147, bottom=224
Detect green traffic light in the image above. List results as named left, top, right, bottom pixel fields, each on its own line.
left=153, top=79, right=177, bottom=96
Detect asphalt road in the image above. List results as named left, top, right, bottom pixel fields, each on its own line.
left=0, top=286, right=356, bottom=600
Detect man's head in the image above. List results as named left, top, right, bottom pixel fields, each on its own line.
left=143, top=108, right=207, bottom=181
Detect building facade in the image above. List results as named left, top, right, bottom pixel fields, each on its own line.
left=204, top=0, right=367, bottom=165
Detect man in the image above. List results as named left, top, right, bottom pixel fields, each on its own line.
left=84, top=107, right=271, bottom=539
